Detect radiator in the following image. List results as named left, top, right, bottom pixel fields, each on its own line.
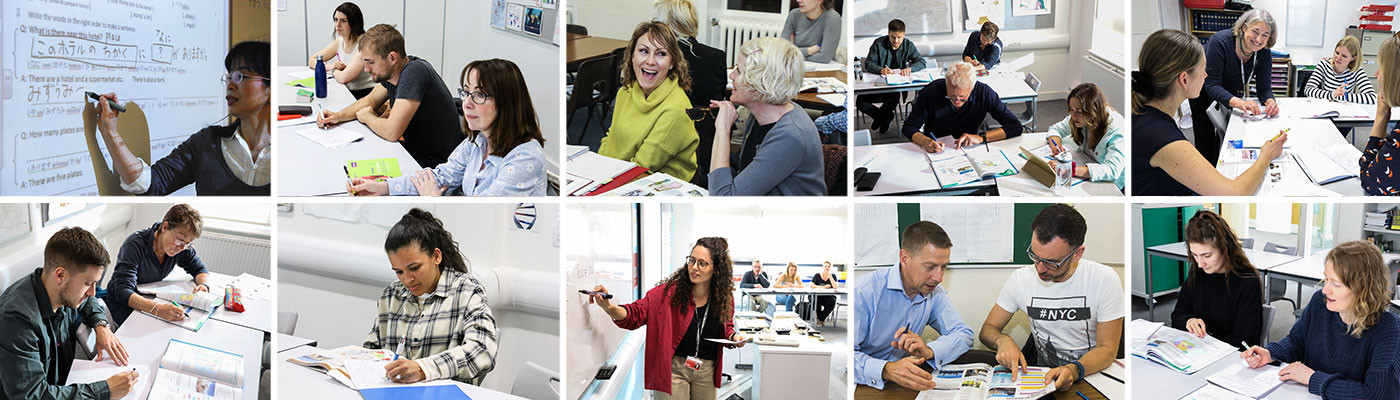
left=714, top=17, right=784, bottom=65
left=1084, top=51, right=1126, bottom=113
left=193, top=231, right=271, bottom=279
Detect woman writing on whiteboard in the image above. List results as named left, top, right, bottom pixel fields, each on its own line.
left=586, top=237, right=747, bottom=400
left=306, top=2, right=375, bottom=99
left=94, top=41, right=271, bottom=196
left=1361, top=32, right=1400, bottom=195
left=365, top=208, right=499, bottom=384
left=345, top=59, right=547, bottom=196
left=1241, top=241, right=1399, bottom=398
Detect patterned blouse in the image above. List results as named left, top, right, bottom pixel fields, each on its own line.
left=1361, top=130, right=1400, bottom=195
left=363, top=269, right=498, bottom=384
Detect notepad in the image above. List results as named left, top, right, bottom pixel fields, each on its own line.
left=1206, top=361, right=1284, bottom=399
left=816, top=93, right=847, bottom=107
left=65, top=361, right=154, bottom=400
left=345, top=158, right=403, bottom=179
left=1180, top=384, right=1257, bottom=400
left=296, top=126, right=364, bottom=149
left=138, top=301, right=216, bottom=332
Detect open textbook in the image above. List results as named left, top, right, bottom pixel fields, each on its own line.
left=913, top=363, right=1055, bottom=400
left=926, top=143, right=1018, bottom=189
left=287, top=345, right=397, bottom=387
left=1131, top=324, right=1234, bottom=374
left=147, top=339, right=245, bottom=400
left=138, top=288, right=221, bottom=331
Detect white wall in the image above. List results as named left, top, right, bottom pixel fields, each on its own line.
left=573, top=0, right=849, bottom=62
left=276, top=203, right=560, bottom=393
left=1132, top=0, right=1380, bottom=68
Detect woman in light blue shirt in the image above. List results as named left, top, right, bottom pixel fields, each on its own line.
left=347, top=59, right=547, bottom=196
left=1046, top=83, right=1125, bottom=190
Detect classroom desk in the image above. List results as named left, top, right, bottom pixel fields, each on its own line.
left=794, top=70, right=848, bottom=112
left=277, top=345, right=528, bottom=399
left=1217, top=108, right=1364, bottom=197
left=567, top=35, right=628, bottom=65
left=137, top=272, right=274, bottom=334
left=742, top=287, right=848, bottom=324
left=850, top=133, right=1121, bottom=196
left=1140, top=242, right=1301, bottom=314
left=752, top=334, right=838, bottom=400
left=1130, top=354, right=1315, bottom=399
left=1271, top=97, right=1400, bottom=131
left=119, top=313, right=264, bottom=400
left=275, top=66, right=423, bottom=196
left=851, top=71, right=1040, bottom=129
left=1262, top=251, right=1400, bottom=298
left=275, top=333, right=318, bottom=353
left=853, top=372, right=1114, bottom=400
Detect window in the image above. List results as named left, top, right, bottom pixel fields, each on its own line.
left=728, top=0, right=782, bottom=14
left=192, top=204, right=272, bottom=226
left=41, top=203, right=101, bottom=227
left=1307, top=203, right=1336, bottom=256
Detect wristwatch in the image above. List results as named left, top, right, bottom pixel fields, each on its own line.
left=94, top=320, right=109, bottom=329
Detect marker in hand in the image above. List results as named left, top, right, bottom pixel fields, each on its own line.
left=579, top=290, right=613, bottom=299
left=86, top=92, right=126, bottom=113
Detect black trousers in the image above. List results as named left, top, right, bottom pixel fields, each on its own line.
left=815, top=295, right=836, bottom=322
left=856, top=93, right=900, bottom=123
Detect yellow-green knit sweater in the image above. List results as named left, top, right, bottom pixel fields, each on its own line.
left=598, top=78, right=698, bottom=181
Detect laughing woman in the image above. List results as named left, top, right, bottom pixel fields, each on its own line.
left=597, top=21, right=700, bottom=182
left=94, top=41, right=271, bottom=196
left=586, top=237, right=747, bottom=400
left=365, top=209, right=498, bottom=384
left=346, top=59, right=547, bottom=196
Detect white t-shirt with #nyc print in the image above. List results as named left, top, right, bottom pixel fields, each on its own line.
left=995, top=259, right=1124, bottom=368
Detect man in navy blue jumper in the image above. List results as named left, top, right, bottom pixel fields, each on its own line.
left=900, top=62, right=1022, bottom=153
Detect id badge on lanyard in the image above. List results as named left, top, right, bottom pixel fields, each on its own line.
left=687, top=304, right=708, bottom=371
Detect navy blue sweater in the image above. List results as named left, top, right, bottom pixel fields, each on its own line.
left=144, top=122, right=270, bottom=196
left=901, top=79, right=1021, bottom=141
left=102, top=222, right=208, bottom=325
left=1203, top=29, right=1275, bottom=107
left=961, top=32, right=1002, bottom=70
left=1265, top=291, right=1400, bottom=398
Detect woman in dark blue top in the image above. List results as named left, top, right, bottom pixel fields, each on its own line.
left=1132, top=29, right=1286, bottom=196
left=1188, top=9, right=1279, bottom=164
left=1362, top=32, right=1400, bottom=195
left=1242, top=241, right=1399, bottom=399
left=95, top=41, right=271, bottom=196
left=901, top=62, right=1021, bottom=153
left=102, top=204, right=210, bottom=325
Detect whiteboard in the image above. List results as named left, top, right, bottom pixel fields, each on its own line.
left=854, top=0, right=953, bottom=36
left=0, top=205, right=31, bottom=248
left=921, top=204, right=1015, bottom=263
left=0, top=0, right=231, bottom=195
left=1286, top=0, right=1326, bottom=48
left=854, top=204, right=900, bottom=266
left=563, top=256, right=632, bottom=398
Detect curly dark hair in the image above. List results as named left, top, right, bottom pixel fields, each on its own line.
left=661, top=237, right=734, bottom=320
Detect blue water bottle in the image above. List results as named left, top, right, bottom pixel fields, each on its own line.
left=314, top=55, right=327, bottom=99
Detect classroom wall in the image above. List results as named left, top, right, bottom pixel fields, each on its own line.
left=275, top=203, right=560, bottom=393
left=572, top=0, right=849, bottom=62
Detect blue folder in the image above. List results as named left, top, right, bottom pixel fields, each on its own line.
left=359, top=384, right=472, bottom=400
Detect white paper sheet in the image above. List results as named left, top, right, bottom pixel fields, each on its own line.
left=65, top=361, right=153, bottom=400
left=295, top=126, right=365, bottom=149
left=1207, top=361, right=1285, bottom=399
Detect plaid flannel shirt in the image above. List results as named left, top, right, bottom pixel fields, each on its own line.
left=363, top=269, right=498, bottom=384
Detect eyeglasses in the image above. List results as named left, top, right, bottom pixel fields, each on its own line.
left=1248, top=27, right=1271, bottom=39
left=685, top=256, right=712, bottom=269
left=173, top=237, right=191, bottom=250
left=222, top=70, right=270, bottom=85
left=457, top=88, right=492, bottom=104
left=1026, top=245, right=1077, bottom=271
left=945, top=95, right=970, bottom=104
left=685, top=107, right=715, bottom=122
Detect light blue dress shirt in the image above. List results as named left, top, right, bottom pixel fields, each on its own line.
left=853, top=264, right=975, bottom=389
left=388, top=134, right=546, bottom=196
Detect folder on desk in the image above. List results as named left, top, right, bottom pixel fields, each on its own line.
left=345, top=158, right=403, bottom=179
left=359, top=384, right=471, bottom=400
left=567, top=152, right=649, bottom=196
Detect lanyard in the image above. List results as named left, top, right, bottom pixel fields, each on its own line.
left=1239, top=40, right=1254, bottom=99
left=695, top=303, right=708, bottom=356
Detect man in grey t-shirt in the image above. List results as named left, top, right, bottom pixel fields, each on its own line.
left=317, top=24, right=462, bottom=167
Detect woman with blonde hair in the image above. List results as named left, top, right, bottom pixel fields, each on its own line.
left=598, top=21, right=700, bottom=181
left=773, top=262, right=802, bottom=312
left=1361, top=32, right=1400, bottom=195
left=1242, top=241, right=1398, bottom=398
left=709, top=37, right=826, bottom=195
left=1303, top=36, right=1376, bottom=104
left=1131, top=29, right=1287, bottom=195
left=1046, top=82, right=1125, bottom=190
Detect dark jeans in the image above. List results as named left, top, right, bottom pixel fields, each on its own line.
left=815, top=295, right=836, bottom=322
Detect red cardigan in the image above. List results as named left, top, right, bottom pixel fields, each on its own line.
left=614, top=282, right=736, bottom=394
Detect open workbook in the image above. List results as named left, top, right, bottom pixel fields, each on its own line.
left=1131, top=324, right=1234, bottom=374
left=913, top=363, right=1056, bottom=400
left=926, top=141, right=1018, bottom=189
left=137, top=289, right=220, bottom=331
left=148, top=339, right=245, bottom=400
left=287, top=345, right=398, bottom=388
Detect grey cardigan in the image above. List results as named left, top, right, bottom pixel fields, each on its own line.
left=782, top=9, right=842, bottom=63
left=709, top=104, right=827, bottom=196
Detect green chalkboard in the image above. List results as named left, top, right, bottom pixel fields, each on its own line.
left=894, top=203, right=1054, bottom=265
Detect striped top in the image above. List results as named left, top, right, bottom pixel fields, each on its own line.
left=364, top=269, right=498, bottom=384
left=1303, top=59, right=1377, bottom=104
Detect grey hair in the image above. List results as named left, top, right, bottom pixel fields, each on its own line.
left=1232, top=9, right=1277, bottom=49
left=946, top=62, right=976, bottom=90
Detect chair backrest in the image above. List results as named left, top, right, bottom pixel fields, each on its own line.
left=853, top=129, right=872, bottom=146
left=1023, top=72, right=1041, bottom=92
left=1239, top=238, right=1255, bottom=249
left=604, top=46, right=628, bottom=102
left=277, top=311, right=299, bottom=335
left=510, top=361, right=560, bottom=400
left=1263, top=242, right=1298, bottom=256
left=566, top=24, right=588, bottom=36
left=1260, top=303, right=1276, bottom=345
left=568, top=55, right=614, bottom=111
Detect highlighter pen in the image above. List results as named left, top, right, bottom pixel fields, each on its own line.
left=1271, top=128, right=1290, bottom=143
left=86, top=92, right=126, bottom=113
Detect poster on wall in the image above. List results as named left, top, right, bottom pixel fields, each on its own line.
left=525, top=7, right=543, bottom=36
left=964, top=0, right=1006, bottom=31
left=491, top=0, right=507, bottom=29
left=542, top=0, right=558, bottom=9
left=1012, top=0, right=1050, bottom=17
left=507, top=3, right=525, bottom=31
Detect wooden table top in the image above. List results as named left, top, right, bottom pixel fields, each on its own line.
left=567, top=35, right=628, bottom=65
left=793, top=69, right=848, bottom=111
